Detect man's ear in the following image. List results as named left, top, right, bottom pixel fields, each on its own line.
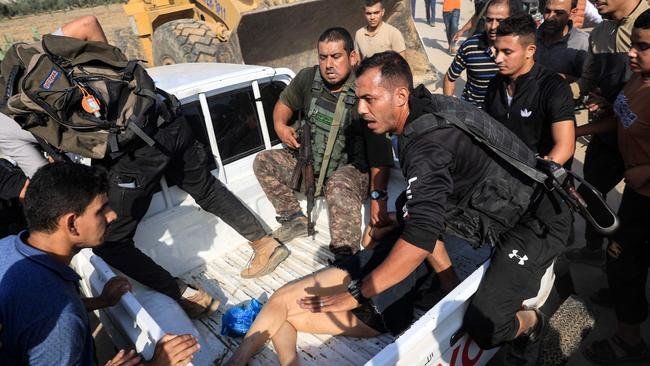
left=350, top=49, right=360, bottom=66
left=62, top=213, right=79, bottom=236
left=394, top=86, right=410, bottom=107
left=526, top=44, right=537, bottom=59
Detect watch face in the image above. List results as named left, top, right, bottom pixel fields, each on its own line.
left=371, top=191, right=379, bottom=199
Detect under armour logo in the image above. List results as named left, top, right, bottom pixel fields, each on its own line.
left=520, top=109, right=532, bottom=118
left=508, top=249, right=528, bottom=265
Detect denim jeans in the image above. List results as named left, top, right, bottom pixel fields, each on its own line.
left=425, top=0, right=437, bottom=23
left=443, top=9, right=460, bottom=46
left=93, top=116, right=268, bottom=300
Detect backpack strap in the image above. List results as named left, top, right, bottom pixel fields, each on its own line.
left=314, top=76, right=356, bottom=196
left=403, top=112, right=548, bottom=184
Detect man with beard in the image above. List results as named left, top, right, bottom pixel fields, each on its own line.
left=444, top=0, right=524, bottom=107
left=254, top=27, right=394, bottom=259
left=536, top=0, right=589, bottom=81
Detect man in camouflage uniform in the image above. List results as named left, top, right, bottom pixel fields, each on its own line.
left=254, top=27, right=394, bottom=258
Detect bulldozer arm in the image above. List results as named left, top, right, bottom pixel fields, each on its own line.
left=238, top=0, right=437, bottom=87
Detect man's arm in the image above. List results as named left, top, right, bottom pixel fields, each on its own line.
left=454, top=15, right=477, bottom=42
left=82, top=276, right=131, bottom=312
left=547, top=120, right=576, bottom=165
left=571, top=33, right=598, bottom=98
left=27, top=313, right=88, bottom=365
left=273, top=101, right=299, bottom=149
left=391, top=27, right=407, bottom=58
left=443, top=73, right=457, bottom=96
left=545, top=78, right=577, bottom=165
left=444, top=49, right=467, bottom=97
left=369, top=166, right=391, bottom=226
left=576, top=116, right=617, bottom=136
left=361, top=238, right=430, bottom=297
left=0, top=159, right=27, bottom=201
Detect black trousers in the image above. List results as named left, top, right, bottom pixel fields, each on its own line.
left=463, top=191, right=572, bottom=349
left=577, top=135, right=625, bottom=249
left=608, top=187, right=650, bottom=325
left=93, top=118, right=267, bottom=300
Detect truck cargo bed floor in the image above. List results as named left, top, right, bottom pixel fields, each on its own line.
left=178, top=235, right=399, bottom=365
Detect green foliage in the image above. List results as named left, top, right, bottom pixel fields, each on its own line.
left=0, top=0, right=121, bottom=19
left=0, top=34, right=16, bottom=62
left=0, top=28, right=40, bottom=62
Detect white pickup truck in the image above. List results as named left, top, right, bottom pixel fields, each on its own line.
left=71, top=62, right=499, bottom=366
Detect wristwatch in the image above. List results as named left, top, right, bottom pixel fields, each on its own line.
left=370, top=190, right=388, bottom=201
left=347, top=279, right=370, bottom=304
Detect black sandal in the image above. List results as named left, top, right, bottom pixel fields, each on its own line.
left=583, top=335, right=650, bottom=364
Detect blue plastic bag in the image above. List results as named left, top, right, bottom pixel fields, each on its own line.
left=220, top=298, right=263, bottom=337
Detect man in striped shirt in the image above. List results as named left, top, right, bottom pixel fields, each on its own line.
left=443, top=0, right=517, bottom=107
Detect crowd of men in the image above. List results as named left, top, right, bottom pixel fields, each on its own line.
left=1, top=0, right=650, bottom=365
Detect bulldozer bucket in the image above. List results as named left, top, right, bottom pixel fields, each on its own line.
left=236, top=0, right=437, bottom=88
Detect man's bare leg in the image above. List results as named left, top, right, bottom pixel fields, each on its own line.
left=225, top=267, right=380, bottom=366
left=61, top=15, right=108, bottom=43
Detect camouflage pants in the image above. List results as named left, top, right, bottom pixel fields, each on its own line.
left=253, top=148, right=369, bottom=255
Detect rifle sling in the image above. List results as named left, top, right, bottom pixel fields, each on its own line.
left=315, top=83, right=350, bottom=196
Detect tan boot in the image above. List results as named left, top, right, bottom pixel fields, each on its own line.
left=177, top=283, right=220, bottom=319
left=240, top=236, right=290, bottom=279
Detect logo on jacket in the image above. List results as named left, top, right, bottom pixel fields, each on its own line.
left=520, top=109, right=532, bottom=118
left=508, top=249, right=528, bottom=265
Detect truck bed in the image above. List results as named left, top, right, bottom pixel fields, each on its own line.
left=175, top=231, right=491, bottom=365
left=179, top=233, right=399, bottom=365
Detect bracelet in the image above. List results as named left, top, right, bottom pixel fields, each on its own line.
left=347, top=279, right=370, bottom=305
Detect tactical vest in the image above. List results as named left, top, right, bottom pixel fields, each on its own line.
left=307, top=68, right=358, bottom=184
left=400, top=111, right=539, bottom=247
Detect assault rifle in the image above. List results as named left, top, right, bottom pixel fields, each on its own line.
left=290, top=121, right=316, bottom=238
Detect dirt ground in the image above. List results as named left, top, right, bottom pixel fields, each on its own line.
left=0, top=4, right=144, bottom=59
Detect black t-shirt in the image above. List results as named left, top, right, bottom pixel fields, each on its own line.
left=397, top=87, right=499, bottom=252
left=279, top=66, right=394, bottom=169
left=484, top=63, right=575, bottom=157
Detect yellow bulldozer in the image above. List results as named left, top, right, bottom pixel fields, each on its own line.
left=124, top=0, right=437, bottom=86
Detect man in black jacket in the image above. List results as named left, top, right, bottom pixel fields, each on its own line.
left=298, top=52, right=571, bottom=366
left=0, top=159, right=28, bottom=238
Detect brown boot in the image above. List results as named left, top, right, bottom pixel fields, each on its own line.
left=240, top=236, right=290, bottom=279
left=177, top=282, right=220, bottom=319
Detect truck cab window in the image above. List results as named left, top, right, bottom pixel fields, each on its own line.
left=259, top=81, right=295, bottom=145
left=207, top=88, right=264, bottom=165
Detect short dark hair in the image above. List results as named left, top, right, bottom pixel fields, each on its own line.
left=365, top=0, right=383, bottom=7
left=634, top=9, right=650, bottom=29
left=24, top=161, right=109, bottom=233
left=355, top=51, right=414, bottom=90
left=487, top=0, right=526, bottom=17
left=496, top=13, right=537, bottom=45
left=318, top=27, right=354, bottom=55
left=571, top=0, right=578, bottom=9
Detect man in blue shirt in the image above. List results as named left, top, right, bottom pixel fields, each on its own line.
left=0, top=162, right=200, bottom=365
